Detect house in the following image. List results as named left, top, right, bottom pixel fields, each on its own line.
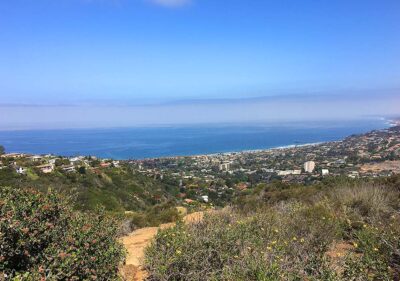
left=62, top=165, right=76, bottom=173
left=100, top=162, right=111, bottom=168
left=184, top=199, right=195, bottom=204
left=321, top=169, right=330, bottom=176
left=69, top=157, right=84, bottom=165
left=219, top=162, right=231, bottom=171
left=28, top=155, right=43, bottom=162
left=37, top=164, right=54, bottom=174
left=16, top=166, right=27, bottom=174
left=235, top=182, right=249, bottom=191
left=277, top=170, right=301, bottom=176
left=201, top=195, right=209, bottom=203
left=262, top=168, right=275, bottom=173
left=348, top=171, right=359, bottom=179
left=2, top=153, right=27, bottom=159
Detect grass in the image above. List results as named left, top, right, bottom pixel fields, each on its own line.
left=144, top=182, right=400, bottom=280
left=26, top=168, right=39, bottom=181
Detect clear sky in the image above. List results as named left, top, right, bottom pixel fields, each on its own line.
left=0, top=0, right=399, bottom=128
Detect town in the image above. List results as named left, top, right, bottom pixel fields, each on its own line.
left=1, top=124, right=399, bottom=206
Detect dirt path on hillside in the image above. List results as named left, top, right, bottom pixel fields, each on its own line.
left=120, top=211, right=206, bottom=281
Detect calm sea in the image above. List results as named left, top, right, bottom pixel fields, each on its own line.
left=0, top=120, right=390, bottom=159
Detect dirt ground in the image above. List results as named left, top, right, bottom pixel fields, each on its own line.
left=120, top=211, right=205, bottom=281
left=360, top=160, right=400, bottom=173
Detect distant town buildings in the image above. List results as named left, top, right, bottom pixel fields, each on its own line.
left=37, top=164, right=54, bottom=174
left=16, top=166, right=26, bottom=174
left=62, top=165, right=76, bottom=173
left=321, top=169, right=329, bottom=176
left=304, top=161, right=316, bottom=173
left=219, top=162, right=231, bottom=171
left=278, top=170, right=301, bottom=176
left=2, top=124, right=400, bottom=205
left=1, top=153, right=26, bottom=159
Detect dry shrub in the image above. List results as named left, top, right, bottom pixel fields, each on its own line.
left=145, top=182, right=400, bottom=280
left=327, top=183, right=398, bottom=220
left=145, top=203, right=341, bottom=280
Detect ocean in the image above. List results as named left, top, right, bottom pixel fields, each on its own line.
left=0, top=119, right=390, bottom=159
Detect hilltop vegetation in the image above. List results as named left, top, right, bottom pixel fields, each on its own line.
left=0, top=157, right=187, bottom=229
left=145, top=176, right=400, bottom=280
left=0, top=162, right=178, bottom=213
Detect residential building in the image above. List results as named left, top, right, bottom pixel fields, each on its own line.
left=16, top=166, right=26, bottom=174
left=219, top=162, right=231, bottom=171
left=304, top=161, right=316, bottom=173
left=321, top=169, right=329, bottom=176
left=37, top=164, right=54, bottom=174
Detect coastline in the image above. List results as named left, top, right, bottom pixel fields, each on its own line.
left=135, top=119, right=398, bottom=160
left=0, top=119, right=395, bottom=160
left=126, top=121, right=398, bottom=160
left=170, top=142, right=327, bottom=160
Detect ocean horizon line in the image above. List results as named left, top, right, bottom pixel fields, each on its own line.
left=0, top=119, right=392, bottom=160
left=0, top=116, right=392, bottom=132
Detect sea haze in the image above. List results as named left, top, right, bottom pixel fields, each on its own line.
left=0, top=119, right=390, bottom=159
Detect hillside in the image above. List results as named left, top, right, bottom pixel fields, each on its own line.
left=144, top=175, right=400, bottom=280
left=1, top=125, right=400, bottom=280
left=0, top=160, right=179, bottom=213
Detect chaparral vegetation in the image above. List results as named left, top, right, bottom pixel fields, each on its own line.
left=0, top=186, right=125, bottom=280
left=145, top=177, right=400, bottom=280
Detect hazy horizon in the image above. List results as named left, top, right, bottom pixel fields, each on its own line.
left=1, top=0, right=399, bottom=129
left=0, top=91, right=398, bottom=130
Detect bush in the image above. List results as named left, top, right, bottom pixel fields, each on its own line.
left=144, top=203, right=180, bottom=226
left=145, top=204, right=342, bottom=280
left=144, top=182, right=400, bottom=280
left=0, top=186, right=125, bottom=280
left=327, top=184, right=398, bottom=220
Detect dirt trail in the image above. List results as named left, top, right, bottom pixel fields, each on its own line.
left=120, top=211, right=205, bottom=281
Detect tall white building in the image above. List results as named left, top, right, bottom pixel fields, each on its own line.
left=219, top=162, right=231, bottom=171
left=304, top=161, right=316, bottom=173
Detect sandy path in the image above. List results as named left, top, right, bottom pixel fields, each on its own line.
left=120, top=211, right=205, bottom=281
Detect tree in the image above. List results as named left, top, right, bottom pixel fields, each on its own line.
left=0, top=145, right=5, bottom=155
left=55, top=158, right=70, bottom=167
left=78, top=166, right=86, bottom=174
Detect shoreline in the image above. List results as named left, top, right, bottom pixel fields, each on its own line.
left=152, top=142, right=327, bottom=161
left=132, top=120, right=398, bottom=160
left=1, top=119, right=396, bottom=161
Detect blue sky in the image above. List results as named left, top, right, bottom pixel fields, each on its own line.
left=0, top=0, right=399, bottom=128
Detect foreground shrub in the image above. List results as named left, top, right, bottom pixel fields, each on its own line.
left=0, top=186, right=125, bottom=280
left=145, top=183, right=400, bottom=280
left=145, top=203, right=342, bottom=280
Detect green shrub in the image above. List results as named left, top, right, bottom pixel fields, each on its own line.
left=144, top=203, right=180, bottom=226
left=0, top=186, right=125, bottom=280
left=145, top=204, right=341, bottom=280
left=145, top=182, right=400, bottom=280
